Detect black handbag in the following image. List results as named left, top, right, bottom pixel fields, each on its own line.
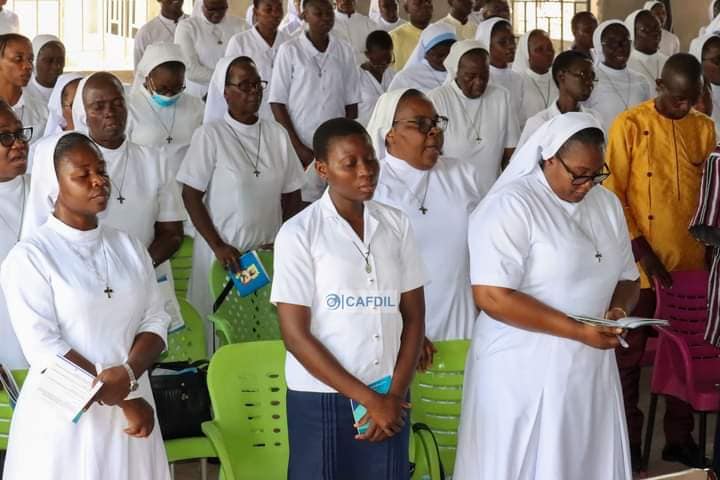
left=149, top=360, right=212, bottom=440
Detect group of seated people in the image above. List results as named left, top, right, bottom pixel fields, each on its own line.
left=2, top=0, right=720, bottom=478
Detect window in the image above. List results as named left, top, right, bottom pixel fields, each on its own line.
left=512, top=1, right=592, bottom=48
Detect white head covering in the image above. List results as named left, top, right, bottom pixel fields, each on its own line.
left=131, top=42, right=186, bottom=95
left=71, top=72, right=127, bottom=135
left=512, top=29, right=548, bottom=73
left=193, top=0, right=203, bottom=17
left=365, top=87, right=411, bottom=158
left=691, top=32, right=720, bottom=63
left=592, top=19, right=627, bottom=65
left=204, top=56, right=237, bottom=124
left=475, top=17, right=510, bottom=51
left=643, top=1, right=662, bottom=10
left=44, top=73, right=83, bottom=137
left=624, top=9, right=650, bottom=43
left=487, top=112, right=604, bottom=197
left=405, top=22, right=456, bottom=68
left=443, top=40, right=486, bottom=84
left=31, top=34, right=61, bottom=60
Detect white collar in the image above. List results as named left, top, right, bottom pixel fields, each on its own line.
left=383, top=152, right=428, bottom=184
left=47, top=214, right=102, bottom=243
left=526, top=69, right=552, bottom=83
left=0, top=175, right=23, bottom=194
left=224, top=110, right=259, bottom=132
left=159, top=13, right=186, bottom=24
left=598, top=62, right=631, bottom=79
left=318, top=189, right=380, bottom=244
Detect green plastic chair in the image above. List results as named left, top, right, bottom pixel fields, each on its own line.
left=0, top=369, right=27, bottom=451
left=158, top=298, right=217, bottom=480
left=170, top=235, right=194, bottom=299
left=410, top=339, right=471, bottom=478
left=202, top=341, right=443, bottom=480
left=207, top=250, right=279, bottom=345
left=202, top=340, right=289, bottom=480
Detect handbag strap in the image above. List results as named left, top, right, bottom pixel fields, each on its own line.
left=412, top=422, right=446, bottom=480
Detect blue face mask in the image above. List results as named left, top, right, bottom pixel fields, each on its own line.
left=150, top=92, right=181, bottom=108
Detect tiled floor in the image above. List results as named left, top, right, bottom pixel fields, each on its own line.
left=172, top=368, right=714, bottom=480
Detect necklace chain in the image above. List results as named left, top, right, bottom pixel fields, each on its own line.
left=143, top=93, right=177, bottom=144
left=601, top=68, right=630, bottom=110
left=108, top=144, right=130, bottom=204
left=557, top=201, right=603, bottom=262
left=0, top=177, right=26, bottom=241
left=66, top=233, right=114, bottom=298
left=351, top=241, right=372, bottom=273
left=452, top=85, right=483, bottom=143
left=384, top=162, right=431, bottom=214
left=529, top=76, right=552, bottom=108
left=227, top=120, right=263, bottom=177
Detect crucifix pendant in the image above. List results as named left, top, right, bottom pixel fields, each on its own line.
left=595, top=251, right=602, bottom=263
left=419, top=205, right=428, bottom=215
left=104, top=285, right=114, bottom=298
left=365, top=263, right=372, bottom=274
left=217, top=40, right=223, bottom=45
left=253, top=169, right=260, bottom=177
left=166, top=136, right=173, bottom=144
left=117, top=194, right=126, bottom=204
left=476, top=136, right=482, bottom=143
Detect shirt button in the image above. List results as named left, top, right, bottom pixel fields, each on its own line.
left=373, top=334, right=380, bottom=340
left=373, top=360, right=380, bottom=366
left=368, top=278, right=375, bottom=284
left=648, top=214, right=654, bottom=220
left=647, top=172, right=652, bottom=177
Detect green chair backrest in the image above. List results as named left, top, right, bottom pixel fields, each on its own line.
left=0, top=369, right=28, bottom=450
left=170, top=236, right=194, bottom=299
left=206, top=341, right=288, bottom=478
left=207, top=250, right=279, bottom=344
left=410, top=339, right=470, bottom=477
left=160, top=298, right=208, bottom=363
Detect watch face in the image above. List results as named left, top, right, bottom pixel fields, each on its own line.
left=129, top=381, right=139, bottom=392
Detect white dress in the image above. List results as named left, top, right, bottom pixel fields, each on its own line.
left=627, top=50, right=667, bottom=91
left=0, top=175, right=29, bottom=370
left=373, top=154, right=480, bottom=340
left=174, top=14, right=248, bottom=98
left=0, top=216, right=170, bottom=480
left=0, top=8, right=19, bottom=34
left=134, top=14, right=189, bottom=69
left=14, top=91, right=49, bottom=147
left=332, top=11, right=379, bottom=64
left=659, top=29, right=680, bottom=57
left=454, top=169, right=636, bottom=480
left=518, top=102, right=602, bottom=148
left=127, top=87, right=204, bottom=177
left=357, top=67, right=395, bottom=126
left=519, top=70, right=559, bottom=125
left=427, top=82, right=519, bottom=193
left=490, top=64, right=524, bottom=126
left=176, top=113, right=305, bottom=320
left=375, top=17, right=406, bottom=32
left=224, top=27, right=293, bottom=120
left=583, top=62, right=652, bottom=133
left=388, top=59, right=447, bottom=93
left=25, top=77, right=53, bottom=104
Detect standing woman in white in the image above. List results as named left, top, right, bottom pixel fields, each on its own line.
left=644, top=1, right=679, bottom=57
left=133, top=0, right=188, bottom=69
left=177, top=56, right=304, bottom=325
left=174, top=0, right=248, bottom=98
left=625, top=9, right=667, bottom=89
left=26, top=35, right=65, bottom=104
left=454, top=112, right=639, bottom=480
left=513, top=29, right=558, bottom=123
left=1, top=132, right=171, bottom=480
left=225, top=0, right=291, bottom=120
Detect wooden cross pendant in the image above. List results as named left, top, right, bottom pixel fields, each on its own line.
left=104, top=286, right=114, bottom=298
left=419, top=206, right=428, bottom=215
left=166, top=136, right=173, bottom=144
left=117, top=194, right=125, bottom=204
left=595, top=252, right=603, bottom=263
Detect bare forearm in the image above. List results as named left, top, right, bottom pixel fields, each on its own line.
left=182, top=186, right=224, bottom=249
left=281, top=190, right=303, bottom=221
left=475, top=286, right=580, bottom=341
left=148, top=222, right=183, bottom=265
left=65, top=349, right=96, bottom=375
left=390, top=287, right=425, bottom=398
left=127, top=332, right=165, bottom=379
left=608, top=280, right=640, bottom=315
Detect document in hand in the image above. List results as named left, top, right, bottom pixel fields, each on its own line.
left=37, top=355, right=104, bottom=423
left=0, top=364, right=20, bottom=408
left=570, top=314, right=670, bottom=329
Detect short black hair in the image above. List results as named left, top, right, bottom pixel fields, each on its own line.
left=662, top=53, right=702, bottom=85
left=556, top=127, right=605, bottom=158
left=552, top=50, right=592, bottom=86
left=313, top=118, right=371, bottom=162
left=0, top=34, right=30, bottom=57
left=225, top=56, right=256, bottom=84
left=571, top=11, right=595, bottom=29
left=366, top=30, right=393, bottom=52
left=302, top=0, right=331, bottom=10
left=53, top=133, right=102, bottom=176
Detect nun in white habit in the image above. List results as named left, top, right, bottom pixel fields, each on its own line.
left=513, top=29, right=558, bottom=124
left=583, top=20, right=651, bottom=133
left=23, top=73, right=185, bottom=258
left=127, top=43, right=204, bottom=176
left=387, top=23, right=457, bottom=93
left=174, top=0, right=248, bottom=98
left=643, top=1, right=679, bottom=57
left=692, top=33, right=720, bottom=140
left=369, top=87, right=481, bottom=340
left=624, top=9, right=668, bottom=89
left=42, top=72, right=82, bottom=137
left=475, top=17, right=525, bottom=126
left=454, top=112, right=638, bottom=480
left=177, top=56, right=305, bottom=327
left=427, top=40, right=518, bottom=193
left=25, top=34, right=64, bottom=104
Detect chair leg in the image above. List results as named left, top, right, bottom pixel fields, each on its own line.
left=700, top=412, right=708, bottom=467
left=642, top=394, right=659, bottom=471
left=201, top=458, right=208, bottom=480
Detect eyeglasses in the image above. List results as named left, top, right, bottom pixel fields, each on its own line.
left=703, top=55, right=720, bottom=67
left=149, top=79, right=186, bottom=97
left=392, top=115, right=448, bottom=134
left=0, top=127, right=32, bottom=147
left=226, top=80, right=268, bottom=93
left=556, top=154, right=611, bottom=186
left=564, top=70, right=599, bottom=83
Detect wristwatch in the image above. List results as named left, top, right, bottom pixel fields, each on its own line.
left=122, top=362, right=139, bottom=393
